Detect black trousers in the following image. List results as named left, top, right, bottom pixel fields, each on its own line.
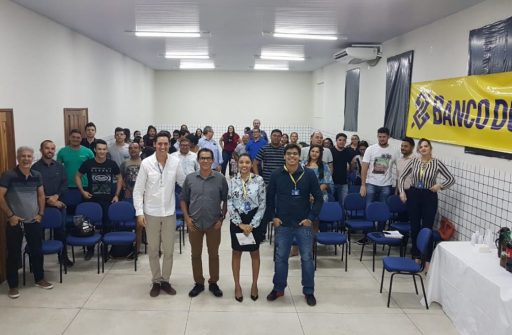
left=406, top=188, right=437, bottom=261
left=6, top=222, right=44, bottom=288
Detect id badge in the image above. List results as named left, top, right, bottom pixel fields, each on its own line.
left=291, top=188, right=301, bottom=196
left=417, top=181, right=425, bottom=189
left=244, top=202, right=251, bottom=211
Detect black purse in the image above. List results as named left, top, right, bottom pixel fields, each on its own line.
left=71, top=215, right=95, bottom=237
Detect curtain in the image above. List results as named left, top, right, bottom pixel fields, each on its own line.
left=343, top=68, right=360, bottom=131
left=384, top=50, right=414, bottom=139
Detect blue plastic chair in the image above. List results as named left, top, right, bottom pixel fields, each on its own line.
left=23, top=207, right=67, bottom=285
left=61, top=189, right=83, bottom=228
left=318, top=201, right=344, bottom=232
left=380, top=228, right=432, bottom=309
left=67, top=202, right=102, bottom=273
left=387, top=195, right=411, bottom=233
left=102, top=202, right=137, bottom=273
left=315, top=202, right=348, bottom=271
left=344, top=193, right=373, bottom=254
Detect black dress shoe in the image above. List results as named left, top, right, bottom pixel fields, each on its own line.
left=188, top=283, right=205, bottom=297
left=160, top=281, right=177, bottom=295
left=235, top=295, right=243, bottom=302
left=250, top=294, right=258, bottom=301
left=305, top=294, right=317, bottom=306
left=266, top=290, right=284, bottom=301
left=209, top=283, right=223, bottom=297
left=150, top=283, right=160, bottom=297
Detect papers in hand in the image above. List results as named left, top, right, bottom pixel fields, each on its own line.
left=236, top=233, right=256, bottom=245
left=383, top=230, right=404, bottom=239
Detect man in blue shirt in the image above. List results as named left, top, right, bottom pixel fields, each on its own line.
left=198, top=126, right=222, bottom=171
left=265, top=144, right=324, bottom=306
left=246, top=128, right=267, bottom=161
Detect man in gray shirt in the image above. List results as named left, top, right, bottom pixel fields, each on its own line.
left=180, top=148, right=228, bottom=298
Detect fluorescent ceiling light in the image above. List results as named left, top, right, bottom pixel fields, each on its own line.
left=180, top=60, right=215, bottom=69
left=273, top=32, right=338, bottom=41
left=135, top=31, right=201, bottom=38
left=165, top=53, right=209, bottom=59
left=260, top=55, right=304, bottom=61
left=254, top=63, right=289, bottom=71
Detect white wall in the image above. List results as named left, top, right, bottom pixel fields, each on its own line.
left=313, top=0, right=512, bottom=171
left=154, top=71, right=312, bottom=128
left=0, top=0, right=154, bottom=150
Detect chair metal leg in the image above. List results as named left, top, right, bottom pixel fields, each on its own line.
left=314, top=242, right=317, bottom=270
left=387, top=273, right=395, bottom=307
left=97, top=243, right=100, bottom=274
left=341, top=244, right=344, bottom=261
left=359, top=241, right=365, bottom=262
left=344, top=243, right=348, bottom=272
left=134, top=242, right=138, bottom=272
left=22, top=251, right=26, bottom=286
left=387, top=245, right=391, bottom=256
left=334, top=245, right=337, bottom=256
left=372, top=243, right=377, bottom=272
left=179, top=227, right=182, bottom=255
left=380, top=266, right=385, bottom=293
left=348, top=230, right=352, bottom=255
left=418, top=275, right=429, bottom=310
left=71, top=246, right=75, bottom=263
left=412, top=274, right=419, bottom=294
left=58, top=252, right=63, bottom=283
left=101, top=243, right=105, bottom=273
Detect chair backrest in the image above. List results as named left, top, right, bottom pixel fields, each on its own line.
left=417, top=228, right=433, bottom=256
left=318, top=201, right=343, bottom=222
left=40, top=207, right=63, bottom=230
left=108, top=201, right=136, bottom=222
left=348, top=184, right=361, bottom=194
left=344, top=193, right=365, bottom=211
left=75, top=202, right=103, bottom=226
left=60, top=189, right=83, bottom=207
left=366, top=202, right=391, bottom=222
left=387, top=194, right=407, bottom=214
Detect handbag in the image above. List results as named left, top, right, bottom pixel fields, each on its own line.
left=70, top=215, right=96, bottom=237
left=438, top=216, right=455, bottom=241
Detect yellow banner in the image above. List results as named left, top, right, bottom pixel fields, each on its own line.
left=407, top=71, right=512, bottom=153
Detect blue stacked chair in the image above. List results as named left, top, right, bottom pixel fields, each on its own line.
left=60, top=189, right=82, bottom=228
left=344, top=193, right=373, bottom=254
left=315, top=202, right=348, bottom=271
left=102, top=201, right=137, bottom=272
left=23, top=207, right=67, bottom=284
left=380, top=228, right=432, bottom=309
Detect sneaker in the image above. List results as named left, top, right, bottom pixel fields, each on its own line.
left=35, top=279, right=54, bottom=290
left=150, top=283, right=160, bottom=297
left=160, top=281, right=176, bottom=295
left=305, top=294, right=317, bottom=306
left=8, top=288, right=20, bottom=299
left=355, top=237, right=368, bottom=245
left=188, top=283, right=205, bottom=297
left=84, top=249, right=94, bottom=261
left=208, top=283, right=223, bottom=297
left=266, top=290, right=284, bottom=301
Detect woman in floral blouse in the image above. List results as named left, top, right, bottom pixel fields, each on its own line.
left=227, top=153, right=266, bottom=302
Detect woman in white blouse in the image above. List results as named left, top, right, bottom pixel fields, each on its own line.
left=227, top=153, right=266, bottom=302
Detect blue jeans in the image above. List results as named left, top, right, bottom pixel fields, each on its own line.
left=334, top=184, right=348, bottom=207
left=273, top=225, right=315, bottom=295
left=364, top=183, right=391, bottom=209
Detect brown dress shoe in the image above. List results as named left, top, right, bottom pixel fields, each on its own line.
left=160, top=281, right=176, bottom=295
left=150, top=283, right=160, bottom=297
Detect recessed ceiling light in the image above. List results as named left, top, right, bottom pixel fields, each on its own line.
left=134, top=31, right=201, bottom=38
left=180, top=60, right=215, bottom=69
left=254, top=60, right=289, bottom=71
left=166, top=53, right=210, bottom=59
left=272, top=32, right=338, bottom=40
left=260, top=55, right=305, bottom=61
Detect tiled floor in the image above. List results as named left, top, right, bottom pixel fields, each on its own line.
left=0, top=226, right=459, bottom=335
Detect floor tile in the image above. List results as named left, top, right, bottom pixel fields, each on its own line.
left=0, top=306, right=78, bottom=335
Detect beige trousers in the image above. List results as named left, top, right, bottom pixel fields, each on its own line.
left=144, top=214, right=176, bottom=283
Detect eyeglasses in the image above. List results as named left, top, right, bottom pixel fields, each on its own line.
left=199, top=157, right=213, bottom=161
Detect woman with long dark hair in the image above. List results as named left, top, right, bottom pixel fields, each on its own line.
left=143, top=125, right=157, bottom=148
left=220, top=125, right=240, bottom=175
left=304, top=144, right=333, bottom=202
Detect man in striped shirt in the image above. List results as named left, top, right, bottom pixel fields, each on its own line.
left=253, top=129, right=285, bottom=184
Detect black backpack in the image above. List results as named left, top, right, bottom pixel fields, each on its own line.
left=71, top=216, right=95, bottom=237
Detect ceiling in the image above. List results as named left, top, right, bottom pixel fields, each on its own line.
left=13, top=0, right=485, bottom=71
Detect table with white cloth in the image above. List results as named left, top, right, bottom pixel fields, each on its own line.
left=427, top=241, right=512, bottom=335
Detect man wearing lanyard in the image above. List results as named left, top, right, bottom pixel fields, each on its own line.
left=133, top=131, right=185, bottom=297
left=265, top=144, right=324, bottom=306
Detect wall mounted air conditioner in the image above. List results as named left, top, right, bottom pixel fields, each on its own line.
left=333, top=44, right=382, bottom=66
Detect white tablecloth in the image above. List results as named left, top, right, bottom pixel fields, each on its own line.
left=427, top=241, right=512, bottom=335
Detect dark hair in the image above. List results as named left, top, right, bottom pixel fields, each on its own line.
left=377, top=127, right=390, bottom=135
left=146, top=125, right=157, bottom=135
left=39, top=139, right=54, bottom=149
left=358, top=140, right=369, bottom=148
left=155, top=131, right=170, bottom=142
left=335, top=133, right=347, bottom=140
left=173, top=129, right=180, bottom=135
left=307, top=144, right=325, bottom=179
left=114, top=127, right=124, bottom=134
left=69, top=128, right=82, bottom=136
left=402, top=137, right=415, bottom=147
left=197, top=148, right=214, bottom=160
left=417, top=138, right=432, bottom=149
left=227, top=125, right=235, bottom=132
left=179, top=129, right=190, bottom=137
left=237, top=153, right=252, bottom=162
left=85, top=122, right=96, bottom=131
left=324, top=138, right=334, bottom=147
left=271, top=129, right=282, bottom=136
left=186, top=134, right=199, bottom=146
left=284, top=143, right=301, bottom=155
left=180, top=124, right=188, bottom=131
left=133, top=136, right=143, bottom=145
left=123, top=128, right=131, bottom=142
left=95, top=139, right=107, bottom=147
left=195, top=128, right=202, bottom=137
left=244, top=127, right=251, bottom=133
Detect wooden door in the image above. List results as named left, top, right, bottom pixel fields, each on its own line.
left=0, top=109, right=16, bottom=283
left=63, top=108, right=88, bottom=145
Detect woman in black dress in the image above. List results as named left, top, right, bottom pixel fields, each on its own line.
left=227, top=153, right=266, bottom=302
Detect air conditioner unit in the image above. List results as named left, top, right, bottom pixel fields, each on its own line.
left=333, top=45, right=382, bottom=65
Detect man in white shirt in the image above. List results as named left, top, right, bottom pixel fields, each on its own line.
left=198, top=126, right=223, bottom=171
left=171, top=137, right=199, bottom=177
left=300, top=131, right=334, bottom=172
left=360, top=127, right=399, bottom=208
left=133, top=131, right=185, bottom=298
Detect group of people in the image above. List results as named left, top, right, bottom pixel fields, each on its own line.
left=0, top=118, right=455, bottom=304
